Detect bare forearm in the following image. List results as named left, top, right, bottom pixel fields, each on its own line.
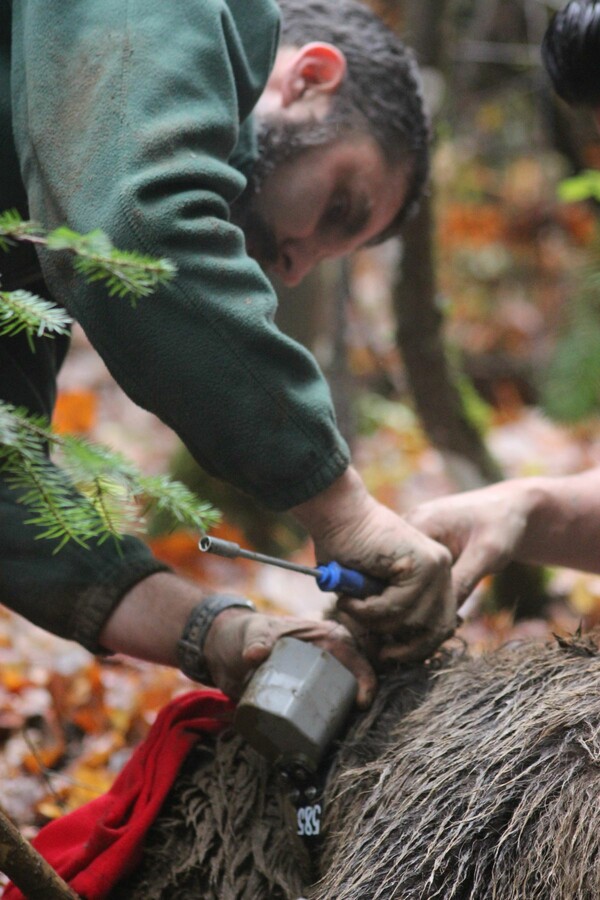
left=291, top=465, right=367, bottom=536
left=514, top=469, right=600, bottom=572
left=98, top=571, right=201, bottom=666
left=97, top=570, right=376, bottom=703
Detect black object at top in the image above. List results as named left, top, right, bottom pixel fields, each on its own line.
left=542, top=1, right=600, bottom=106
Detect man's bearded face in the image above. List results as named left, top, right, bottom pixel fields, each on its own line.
left=231, top=112, right=408, bottom=288
left=231, top=115, right=339, bottom=268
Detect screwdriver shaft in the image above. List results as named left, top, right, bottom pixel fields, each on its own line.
left=200, top=535, right=386, bottom=598
left=199, top=535, right=319, bottom=579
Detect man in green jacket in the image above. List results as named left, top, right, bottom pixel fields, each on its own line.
left=1, top=0, right=455, bottom=702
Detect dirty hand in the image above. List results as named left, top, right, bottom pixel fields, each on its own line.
left=291, top=467, right=456, bottom=664
left=203, top=607, right=377, bottom=705
left=406, top=481, right=535, bottom=606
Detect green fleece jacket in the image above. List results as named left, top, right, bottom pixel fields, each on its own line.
left=0, top=0, right=350, bottom=650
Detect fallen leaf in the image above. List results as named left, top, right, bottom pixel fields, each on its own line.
left=53, top=389, right=97, bottom=435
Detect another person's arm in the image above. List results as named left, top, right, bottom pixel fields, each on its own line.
left=406, top=468, right=600, bottom=604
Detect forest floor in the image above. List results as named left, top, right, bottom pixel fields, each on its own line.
left=1, top=322, right=598, bottom=853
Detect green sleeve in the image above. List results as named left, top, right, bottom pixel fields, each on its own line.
left=10, top=0, right=350, bottom=511
left=0, top=475, right=168, bottom=652
left=0, top=329, right=169, bottom=651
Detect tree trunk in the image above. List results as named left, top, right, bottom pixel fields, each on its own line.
left=276, top=261, right=356, bottom=445
left=392, top=0, right=502, bottom=487
left=394, top=198, right=503, bottom=488
left=390, top=0, right=550, bottom=615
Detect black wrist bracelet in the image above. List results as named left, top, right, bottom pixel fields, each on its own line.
left=177, top=594, right=256, bottom=685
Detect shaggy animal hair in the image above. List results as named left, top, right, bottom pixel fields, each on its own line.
left=111, top=729, right=310, bottom=899
left=112, top=630, right=600, bottom=899
left=316, top=631, right=600, bottom=899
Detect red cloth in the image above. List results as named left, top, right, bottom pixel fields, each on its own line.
left=5, top=689, right=234, bottom=900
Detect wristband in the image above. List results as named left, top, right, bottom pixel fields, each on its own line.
left=177, top=594, right=256, bottom=685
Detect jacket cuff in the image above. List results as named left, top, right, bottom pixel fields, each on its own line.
left=264, top=449, right=350, bottom=511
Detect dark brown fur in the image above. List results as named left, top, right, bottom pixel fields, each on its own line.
left=111, top=730, right=310, bottom=900
left=113, top=630, right=600, bottom=899
left=317, top=630, right=600, bottom=899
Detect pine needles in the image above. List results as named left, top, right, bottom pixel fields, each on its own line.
left=45, top=227, right=176, bottom=303
left=0, top=210, right=176, bottom=304
left=0, top=290, right=73, bottom=349
left=0, top=209, right=219, bottom=549
left=0, top=401, right=219, bottom=551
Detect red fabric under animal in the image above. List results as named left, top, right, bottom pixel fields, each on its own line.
left=5, top=689, right=234, bottom=900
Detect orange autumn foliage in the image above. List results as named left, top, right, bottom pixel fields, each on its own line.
left=438, top=203, right=507, bottom=249
left=147, top=531, right=207, bottom=581
left=48, top=662, right=111, bottom=735
left=1, top=665, right=30, bottom=693
left=53, top=390, right=97, bottom=435
left=22, top=741, right=66, bottom=775
left=554, top=203, right=597, bottom=245
left=148, top=521, right=251, bottom=581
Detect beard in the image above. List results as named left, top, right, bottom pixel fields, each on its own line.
left=230, top=114, right=346, bottom=268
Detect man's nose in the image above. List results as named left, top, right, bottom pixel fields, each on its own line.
left=276, top=238, right=322, bottom=287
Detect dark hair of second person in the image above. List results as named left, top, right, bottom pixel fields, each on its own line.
left=542, top=0, right=600, bottom=106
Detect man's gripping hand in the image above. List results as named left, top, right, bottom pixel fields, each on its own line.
left=291, top=467, right=456, bottom=664
left=203, top=609, right=376, bottom=705
left=98, top=572, right=374, bottom=705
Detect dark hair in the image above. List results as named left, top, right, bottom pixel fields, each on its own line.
left=542, top=1, right=600, bottom=106
left=278, top=0, right=430, bottom=238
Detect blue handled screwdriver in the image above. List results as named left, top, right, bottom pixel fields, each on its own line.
left=199, top=535, right=386, bottom=598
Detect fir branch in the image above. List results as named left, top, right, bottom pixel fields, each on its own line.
left=0, top=212, right=208, bottom=549
left=138, top=474, right=220, bottom=531
left=0, top=402, right=220, bottom=548
left=0, top=403, right=51, bottom=458
left=0, top=402, right=22, bottom=449
left=0, top=213, right=176, bottom=303
left=0, top=290, right=73, bottom=350
left=57, top=435, right=140, bottom=489
left=48, top=227, right=176, bottom=303
left=60, top=440, right=220, bottom=531
left=80, top=476, right=139, bottom=545
left=0, top=209, right=42, bottom=252
left=2, top=451, right=103, bottom=552
left=58, top=437, right=144, bottom=540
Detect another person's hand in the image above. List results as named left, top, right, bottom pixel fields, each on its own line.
left=203, top=608, right=377, bottom=704
left=406, top=481, right=535, bottom=605
left=291, top=466, right=456, bottom=664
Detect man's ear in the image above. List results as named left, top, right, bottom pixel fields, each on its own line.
left=281, top=42, right=347, bottom=106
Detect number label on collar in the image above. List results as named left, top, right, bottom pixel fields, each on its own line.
left=297, top=803, right=322, bottom=837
